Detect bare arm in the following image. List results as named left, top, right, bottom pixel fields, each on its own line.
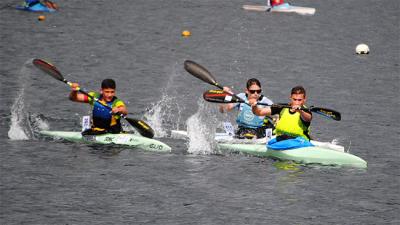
left=219, top=103, right=236, bottom=113
left=69, top=83, right=89, bottom=103
left=219, top=86, right=236, bottom=113
left=249, top=97, right=271, bottom=116
left=297, top=108, right=312, bottom=122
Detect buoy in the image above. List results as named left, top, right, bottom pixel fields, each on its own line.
left=356, top=43, right=369, bottom=54
left=182, top=30, right=191, bottom=37
left=38, top=15, right=46, bottom=21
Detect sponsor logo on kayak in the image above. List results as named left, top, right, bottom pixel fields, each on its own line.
left=105, top=137, right=114, bottom=142
left=150, top=144, right=164, bottom=150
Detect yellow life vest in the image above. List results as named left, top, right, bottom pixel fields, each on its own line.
left=274, top=108, right=310, bottom=140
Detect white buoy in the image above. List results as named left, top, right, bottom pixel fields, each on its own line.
left=356, top=43, right=369, bottom=54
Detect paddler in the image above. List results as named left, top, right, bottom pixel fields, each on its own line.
left=249, top=85, right=312, bottom=141
left=219, top=78, right=274, bottom=139
left=22, top=0, right=58, bottom=9
left=69, top=79, right=128, bottom=135
left=268, top=0, right=285, bottom=7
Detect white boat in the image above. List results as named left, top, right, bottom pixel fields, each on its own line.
left=171, top=130, right=367, bottom=168
left=40, top=130, right=171, bottom=152
left=242, top=3, right=316, bottom=16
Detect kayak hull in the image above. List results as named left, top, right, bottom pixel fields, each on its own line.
left=40, top=130, right=171, bottom=152
left=171, top=130, right=367, bottom=168
left=218, top=143, right=367, bottom=168
left=242, top=4, right=315, bottom=16
left=270, top=3, right=315, bottom=15
left=16, top=4, right=56, bottom=12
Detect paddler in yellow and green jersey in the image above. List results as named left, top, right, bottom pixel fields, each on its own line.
left=69, top=79, right=128, bottom=135
left=249, top=86, right=312, bottom=141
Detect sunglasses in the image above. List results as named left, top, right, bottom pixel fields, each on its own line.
left=248, top=89, right=262, bottom=94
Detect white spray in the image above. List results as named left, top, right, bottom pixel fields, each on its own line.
left=186, top=99, right=219, bottom=155
left=7, top=59, right=50, bottom=140
left=145, top=93, right=183, bottom=138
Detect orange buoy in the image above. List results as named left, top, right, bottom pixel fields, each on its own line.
left=182, top=30, right=191, bottom=37
left=38, top=15, right=46, bottom=21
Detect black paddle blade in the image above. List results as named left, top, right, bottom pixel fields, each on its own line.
left=310, top=107, right=341, bottom=121
left=184, top=60, right=222, bottom=89
left=203, top=90, right=242, bottom=103
left=125, top=118, right=155, bottom=138
left=32, top=58, right=64, bottom=81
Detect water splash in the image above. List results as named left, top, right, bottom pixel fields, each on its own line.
left=186, top=99, right=219, bottom=155
left=28, top=113, right=50, bottom=132
left=143, top=62, right=185, bottom=138
left=145, top=93, right=183, bottom=138
left=8, top=59, right=51, bottom=140
left=8, top=90, right=30, bottom=140
left=332, top=138, right=352, bottom=153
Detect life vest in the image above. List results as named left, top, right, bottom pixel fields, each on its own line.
left=235, top=93, right=273, bottom=129
left=88, top=92, right=125, bottom=133
left=274, top=108, right=310, bottom=140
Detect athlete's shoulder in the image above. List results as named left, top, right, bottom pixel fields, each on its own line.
left=260, top=96, right=273, bottom=105
left=237, top=92, right=246, bottom=99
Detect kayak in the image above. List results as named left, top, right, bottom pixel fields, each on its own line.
left=219, top=142, right=367, bottom=168
left=40, top=130, right=171, bottom=152
left=16, top=3, right=56, bottom=12
left=171, top=130, right=367, bottom=168
left=242, top=3, right=316, bottom=16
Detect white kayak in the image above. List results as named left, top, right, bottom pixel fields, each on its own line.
left=242, top=3, right=316, bottom=16
left=40, top=130, right=171, bottom=152
left=171, top=130, right=367, bottom=168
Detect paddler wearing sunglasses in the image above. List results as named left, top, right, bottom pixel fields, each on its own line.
left=219, top=78, right=274, bottom=139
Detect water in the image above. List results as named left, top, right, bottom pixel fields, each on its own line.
left=1, top=0, right=399, bottom=224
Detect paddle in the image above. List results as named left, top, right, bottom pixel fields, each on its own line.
left=32, top=58, right=155, bottom=138
left=184, top=60, right=249, bottom=105
left=203, top=90, right=341, bottom=121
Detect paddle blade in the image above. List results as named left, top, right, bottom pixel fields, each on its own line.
left=32, top=58, right=64, bottom=81
left=310, top=107, right=341, bottom=121
left=203, top=90, right=242, bottom=103
left=125, top=118, right=155, bottom=138
left=184, top=60, right=222, bottom=89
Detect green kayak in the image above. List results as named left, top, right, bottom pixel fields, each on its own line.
left=40, top=130, right=171, bottom=152
left=218, top=143, right=367, bottom=168
left=171, top=130, right=367, bottom=168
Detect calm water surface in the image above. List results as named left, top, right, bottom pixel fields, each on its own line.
left=1, top=0, right=399, bottom=224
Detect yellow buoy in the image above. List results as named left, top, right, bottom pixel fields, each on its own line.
left=38, top=15, right=46, bottom=21
left=182, top=30, right=191, bottom=37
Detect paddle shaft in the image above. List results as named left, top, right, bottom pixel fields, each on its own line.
left=203, top=89, right=341, bottom=121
